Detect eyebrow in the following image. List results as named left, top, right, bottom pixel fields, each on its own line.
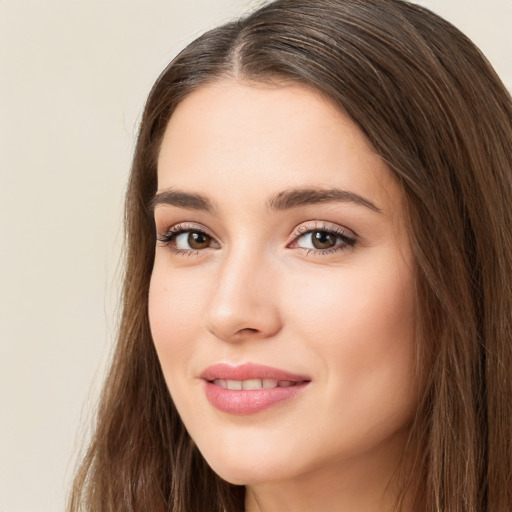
left=267, top=187, right=382, bottom=213
left=150, top=189, right=216, bottom=213
left=150, top=186, right=382, bottom=214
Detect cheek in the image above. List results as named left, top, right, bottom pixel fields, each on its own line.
left=148, top=263, right=206, bottom=368
left=285, top=262, right=417, bottom=455
left=148, top=263, right=213, bottom=424
left=288, top=259, right=414, bottom=342
left=285, top=252, right=416, bottom=397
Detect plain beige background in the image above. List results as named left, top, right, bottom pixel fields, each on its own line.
left=0, top=1, right=510, bottom=511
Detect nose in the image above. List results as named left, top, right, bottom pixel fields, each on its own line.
left=204, top=249, right=282, bottom=343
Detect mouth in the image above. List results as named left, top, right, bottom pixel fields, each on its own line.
left=200, top=363, right=311, bottom=415
left=210, top=378, right=308, bottom=390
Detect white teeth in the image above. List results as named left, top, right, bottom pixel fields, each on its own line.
left=263, top=379, right=278, bottom=389
left=212, top=378, right=300, bottom=390
left=242, top=379, right=263, bottom=390
left=213, top=379, right=227, bottom=388
left=226, top=380, right=242, bottom=390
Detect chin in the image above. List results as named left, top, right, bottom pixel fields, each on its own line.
left=200, top=446, right=296, bottom=486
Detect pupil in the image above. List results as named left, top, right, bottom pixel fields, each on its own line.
left=188, top=231, right=210, bottom=249
left=312, top=231, right=335, bottom=249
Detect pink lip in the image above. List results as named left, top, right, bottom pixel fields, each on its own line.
left=200, top=363, right=311, bottom=415
left=200, top=363, right=310, bottom=382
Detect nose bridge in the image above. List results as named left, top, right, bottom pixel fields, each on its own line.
left=204, top=241, right=281, bottom=341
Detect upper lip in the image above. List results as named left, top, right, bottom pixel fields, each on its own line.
left=200, top=363, right=310, bottom=382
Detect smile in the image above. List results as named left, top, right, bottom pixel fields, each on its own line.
left=211, top=379, right=306, bottom=390
left=201, top=363, right=311, bottom=415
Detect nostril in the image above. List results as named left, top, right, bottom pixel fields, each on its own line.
left=238, top=328, right=259, bottom=334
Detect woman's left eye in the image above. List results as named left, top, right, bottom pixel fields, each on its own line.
left=290, top=227, right=356, bottom=253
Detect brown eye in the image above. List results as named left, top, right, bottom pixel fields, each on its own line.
left=292, top=226, right=356, bottom=254
left=311, top=231, right=337, bottom=250
left=157, top=228, right=219, bottom=252
left=187, top=231, right=212, bottom=249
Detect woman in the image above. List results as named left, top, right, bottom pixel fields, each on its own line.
left=68, top=0, right=512, bottom=511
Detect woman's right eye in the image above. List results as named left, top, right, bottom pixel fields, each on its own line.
left=157, top=226, right=220, bottom=254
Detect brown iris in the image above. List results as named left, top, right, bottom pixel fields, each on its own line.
left=311, top=231, right=337, bottom=250
left=187, top=231, right=212, bottom=249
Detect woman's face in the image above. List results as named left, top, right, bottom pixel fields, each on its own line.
left=149, top=81, right=418, bottom=491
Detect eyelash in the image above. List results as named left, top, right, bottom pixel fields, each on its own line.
left=290, top=223, right=357, bottom=255
left=156, top=223, right=217, bottom=258
left=156, top=222, right=357, bottom=257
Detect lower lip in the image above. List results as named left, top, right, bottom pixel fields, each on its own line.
left=204, top=381, right=308, bottom=415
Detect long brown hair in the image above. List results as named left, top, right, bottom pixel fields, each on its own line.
left=68, top=1, right=512, bottom=511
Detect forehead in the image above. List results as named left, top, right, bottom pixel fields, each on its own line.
left=156, top=80, right=401, bottom=217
